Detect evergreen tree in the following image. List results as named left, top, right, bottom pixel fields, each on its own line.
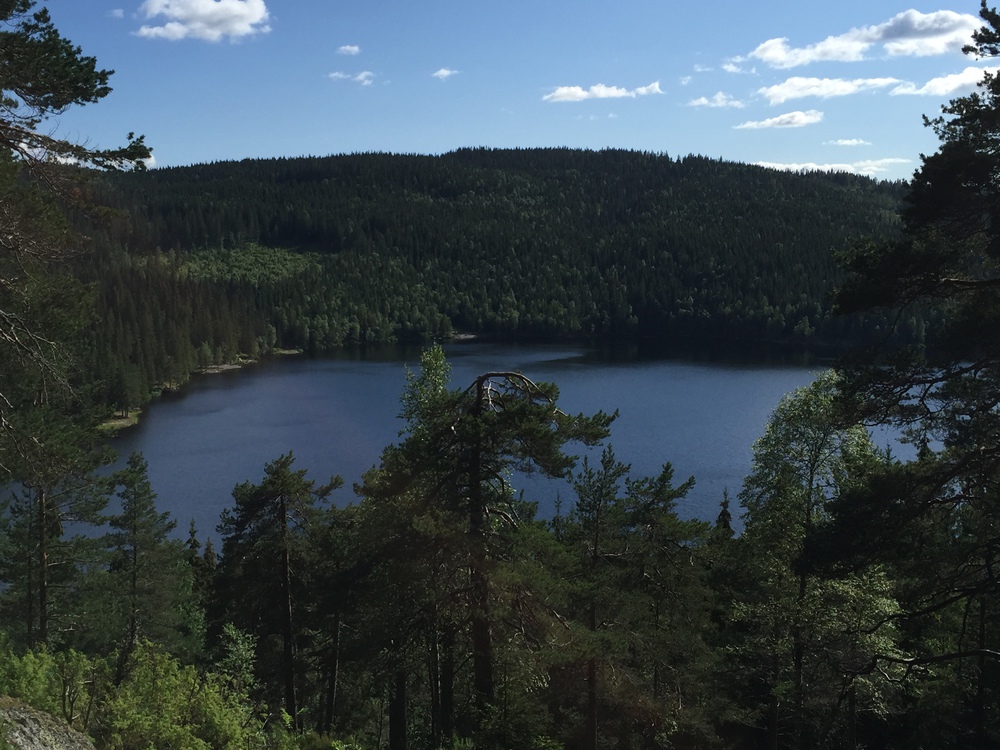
left=0, top=0, right=148, bottom=446
left=216, top=453, right=342, bottom=728
left=358, top=345, right=613, bottom=747
left=104, top=452, right=203, bottom=679
left=827, top=4, right=1000, bottom=745
left=0, top=407, right=111, bottom=650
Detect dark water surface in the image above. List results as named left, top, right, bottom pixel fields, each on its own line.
left=110, top=342, right=828, bottom=539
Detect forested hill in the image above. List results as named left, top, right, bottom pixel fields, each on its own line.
left=79, top=148, right=907, bottom=407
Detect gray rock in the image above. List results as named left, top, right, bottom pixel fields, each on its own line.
left=0, top=699, right=95, bottom=750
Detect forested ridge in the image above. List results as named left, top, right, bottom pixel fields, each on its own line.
left=3, top=1, right=1000, bottom=749
left=75, top=149, right=908, bottom=413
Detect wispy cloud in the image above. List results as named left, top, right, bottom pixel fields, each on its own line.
left=891, top=66, right=999, bottom=96
left=330, top=71, right=376, bottom=87
left=338, top=45, right=360, bottom=55
left=110, top=8, right=125, bottom=19
left=759, top=76, right=900, bottom=104
left=735, top=110, right=824, bottom=129
left=543, top=81, right=663, bottom=102
left=748, top=10, right=979, bottom=69
left=679, top=76, right=692, bottom=86
left=688, top=91, right=745, bottom=108
left=826, top=138, right=872, bottom=146
left=853, top=158, right=912, bottom=174
left=432, top=68, right=459, bottom=80
left=137, top=0, right=270, bottom=42
left=756, top=157, right=911, bottom=176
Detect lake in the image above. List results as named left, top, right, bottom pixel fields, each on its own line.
left=109, top=341, right=833, bottom=541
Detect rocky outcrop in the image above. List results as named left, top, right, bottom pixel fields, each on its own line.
left=0, top=699, right=95, bottom=750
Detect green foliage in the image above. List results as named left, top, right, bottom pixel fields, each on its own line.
left=825, top=4, right=1000, bottom=746
left=0, top=0, right=149, bottom=451
left=216, top=453, right=343, bottom=726
left=100, top=452, right=204, bottom=666
left=721, top=372, right=905, bottom=748
left=64, top=148, right=908, bottom=417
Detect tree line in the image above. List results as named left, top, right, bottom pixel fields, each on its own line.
left=71, top=147, right=910, bottom=417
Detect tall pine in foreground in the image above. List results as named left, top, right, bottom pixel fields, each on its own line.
left=357, top=345, right=614, bottom=749
left=104, top=452, right=203, bottom=677
left=215, top=453, right=342, bottom=729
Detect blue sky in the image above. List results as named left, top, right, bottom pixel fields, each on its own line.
left=48, top=0, right=993, bottom=180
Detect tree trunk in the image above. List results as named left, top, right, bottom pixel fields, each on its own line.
left=429, top=618, right=440, bottom=748
left=847, top=683, right=857, bottom=750
left=469, top=377, right=495, bottom=718
left=586, top=601, right=598, bottom=750
left=280, top=495, right=298, bottom=726
left=37, top=487, right=49, bottom=647
left=976, top=597, right=987, bottom=750
left=389, top=670, right=408, bottom=750
left=586, top=655, right=598, bottom=750
left=441, top=624, right=455, bottom=743
left=321, top=613, right=341, bottom=735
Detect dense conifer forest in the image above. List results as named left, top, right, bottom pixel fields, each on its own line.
left=76, top=148, right=908, bottom=413
left=2, top=2, right=1000, bottom=750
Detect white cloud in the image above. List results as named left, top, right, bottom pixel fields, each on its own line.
left=750, top=36, right=868, bottom=68
left=735, top=109, right=824, bottom=129
left=854, top=158, right=912, bottom=173
left=680, top=76, right=692, bottom=86
left=826, top=138, right=872, bottom=146
left=693, top=64, right=713, bottom=73
left=329, top=70, right=376, bottom=86
left=688, top=91, right=745, bottom=108
left=137, top=0, right=270, bottom=42
left=755, top=157, right=911, bottom=176
left=338, top=45, right=360, bottom=55
left=634, top=81, right=663, bottom=96
left=432, top=68, right=458, bottom=80
left=749, top=10, right=979, bottom=69
left=759, top=76, right=900, bottom=104
left=543, top=81, right=663, bottom=102
left=111, top=8, right=125, bottom=19
left=891, top=65, right=999, bottom=96
left=722, top=61, right=756, bottom=74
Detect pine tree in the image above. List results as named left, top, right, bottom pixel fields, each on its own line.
left=216, top=453, right=342, bottom=728
left=105, top=452, right=203, bottom=679
left=0, top=0, right=148, bottom=446
left=358, top=345, right=614, bottom=747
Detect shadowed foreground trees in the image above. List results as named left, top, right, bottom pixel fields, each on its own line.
left=1, top=344, right=999, bottom=749
left=820, top=3, right=1000, bottom=747
left=0, top=0, right=148, bottom=454
left=215, top=453, right=342, bottom=729
left=357, top=345, right=614, bottom=748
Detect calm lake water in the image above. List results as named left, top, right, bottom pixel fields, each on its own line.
left=109, top=342, right=831, bottom=540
